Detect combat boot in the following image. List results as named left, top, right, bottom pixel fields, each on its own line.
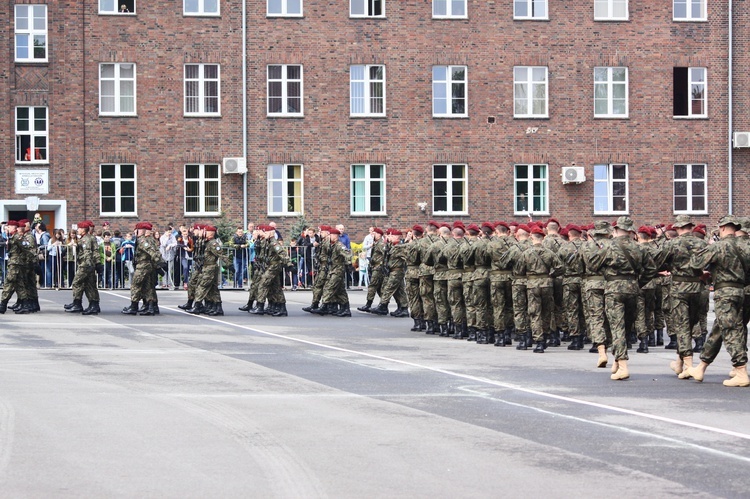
left=272, top=303, right=288, bottom=317
left=611, top=360, right=629, bottom=380
left=533, top=341, right=546, bottom=353
left=357, top=301, right=373, bottom=313
left=370, top=303, right=389, bottom=316
left=334, top=305, right=352, bottom=317
left=589, top=341, right=599, bottom=354
left=140, top=301, right=156, bottom=316
left=567, top=335, right=582, bottom=351
left=476, top=330, right=489, bottom=345
left=665, top=334, right=678, bottom=349
left=82, top=301, right=101, bottom=316
left=178, top=299, right=193, bottom=310
left=516, top=331, right=528, bottom=350
left=561, top=330, right=570, bottom=342
left=208, top=302, right=224, bottom=316
left=152, top=303, right=160, bottom=315
left=32, top=298, right=40, bottom=313
left=248, top=302, right=265, bottom=315
left=138, top=302, right=148, bottom=313
left=121, top=301, right=139, bottom=315
left=648, top=332, right=656, bottom=347
left=627, top=332, right=638, bottom=349
left=391, top=307, right=410, bottom=318
left=438, top=324, right=449, bottom=337
left=302, top=303, right=318, bottom=313
left=694, top=334, right=705, bottom=353
left=66, top=299, right=84, bottom=313
left=597, top=344, right=608, bottom=368
left=187, top=301, right=205, bottom=315
left=723, top=366, right=750, bottom=387
left=656, top=328, right=665, bottom=346
left=487, top=327, right=496, bottom=344
left=677, top=356, right=694, bottom=379
left=685, top=361, right=708, bottom=382
left=239, top=299, right=254, bottom=312
left=0, top=299, right=8, bottom=314
left=10, top=301, right=23, bottom=311
left=310, top=303, right=329, bottom=315
left=410, top=319, right=422, bottom=332
left=636, top=337, right=649, bottom=353
left=504, top=328, right=513, bottom=346
left=494, top=330, right=505, bottom=346
left=425, top=321, right=436, bottom=335
left=467, top=327, right=477, bottom=342
left=15, top=299, right=34, bottom=315
left=548, top=330, right=561, bottom=347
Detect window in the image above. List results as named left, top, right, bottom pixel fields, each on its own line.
left=514, top=164, right=548, bottom=215
left=268, top=164, right=303, bottom=215
left=99, top=0, right=136, bottom=14
left=185, top=164, right=220, bottom=215
left=433, top=66, right=467, bottom=117
left=674, top=0, right=705, bottom=20
left=351, top=0, right=384, bottom=17
left=101, top=164, right=137, bottom=215
left=15, top=107, right=48, bottom=164
left=267, top=65, right=303, bottom=116
left=594, top=164, right=628, bottom=214
left=594, top=0, right=627, bottom=20
left=350, top=65, right=385, bottom=117
left=674, top=164, right=706, bottom=213
left=100, top=63, right=136, bottom=116
left=433, top=164, right=467, bottom=214
left=514, top=0, right=547, bottom=19
left=185, top=64, right=220, bottom=115
left=351, top=164, right=386, bottom=215
left=15, top=5, right=47, bottom=62
left=433, top=0, right=466, bottom=18
left=594, top=67, right=628, bottom=117
left=673, top=67, right=706, bottom=117
left=268, top=0, right=302, bottom=16
left=514, top=66, right=548, bottom=118
left=184, top=0, right=219, bottom=15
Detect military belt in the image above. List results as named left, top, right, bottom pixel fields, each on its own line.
left=565, top=274, right=583, bottom=278
left=585, top=275, right=605, bottom=281
left=526, top=274, right=549, bottom=279
left=605, top=275, right=636, bottom=282
left=477, top=266, right=490, bottom=270
left=463, top=266, right=476, bottom=272
left=714, top=281, right=744, bottom=290
left=671, top=276, right=702, bottom=283
left=490, top=270, right=512, bottom=275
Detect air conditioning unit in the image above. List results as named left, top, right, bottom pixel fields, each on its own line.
left=222, top=157, right=247, bottom=174
left=733, top=132, right=750, bottom=148
left=561, top=166, right=585, bottom=184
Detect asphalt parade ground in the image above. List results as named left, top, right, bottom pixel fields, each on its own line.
left=0, top=289, right=747, bottom=498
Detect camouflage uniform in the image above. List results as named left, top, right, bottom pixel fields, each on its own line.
left=469, top=235, right=492, bottom=341
left=378, top=241, right=408, bottom=310
left=487, top=233, right=515, bottom=345
left=187, top=235, right=206, bottom=301
left=425, top=233, right=451, bottom=333
left=442, top=237, right=466, bottom=336
left=459, top=237, right=477, bottom=336
left=404, top=237, right=423, bottom=323
left=257, top=238, right=291, bottom=307
left=321, top=240, right=350, bottom=309
left=558, top=236, right=586, bottom=346
left=0, top=231, right=28, bottom=311
left=130, top=234, right=162, bottom=305
left=636, top=239, right=665, bottom=343
left=23, top=229, right=39, bottom=305
left=509, top=238, right=531, bottom=339
left=71, top=231, right=100, bottom=305
left=311, top=237, right=330, bottom=307
left=580, top=228, right=611, bottom=347
left=542, top=232, right=566, bottom=335
left=522, top=240, right=564, bottom=345
left=418, top=233, right=439, bottom=331
left=194, top=237, right=223, bottom=305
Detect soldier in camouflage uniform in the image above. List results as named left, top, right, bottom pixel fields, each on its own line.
left=487, top=222, right=515, bottom=346
left=314, top=227, right=351, bottom=317
left=250, top=225, right=291, bottom=317
left=522, top=226, right=564, bottom=353
left=425, top=225, right=452, bottom=336
left=404, top=225, right=425, bottom=331
left=188, top=225, right=224, bottom=316
left=459, top=224, right=480, bottom=341
left=441, top=223, right=467, bottom=338
left=304, top=225, right=331, bottom=313
left=371, top=229, right=409, bottom=317
left=417, top=221, right=440, bottom=334
left=468, top=223, right=493, bottom=344
left=686, top=216, right=750, bottom=387
left=179, top=224, right=205, bottom=311
left=122, top=222, right=163, bottom=316
left=558, top=225, right=586, bottom=351
left=690, top=225, right=710, bottom=352
left=356, top=227, right=384, bottom=312
left=510, top=225, right=532, bottom=349
left=588, top=216, right=657, bottom=380
left=0, top=221, right=27, bottom=314
left=634, top=226, right=662, bottom=353
left=581, top=221, right=612, bottom=368
left=542, top=219, right=566, bottom=345
left=16, top=219, right=40, bottom=313
left=240, top=227, right=263, bottom=311
left=65, top=221, right=100, bottom=315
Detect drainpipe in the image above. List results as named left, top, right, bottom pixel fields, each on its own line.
left=242, top=0, right=248, bottom=229
left=728, top=0, right=733, bottom=214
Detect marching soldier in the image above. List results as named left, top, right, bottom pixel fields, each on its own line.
left=65, top=221, right=100, bottom=315
left=417, top=221, right=440, bottom=334
left=188, top=225, right=224, bottom=316
left=542, top=219, right=566, bottom=345
left=250, top=225, right=291, bottom=316
left=425, top=225, right=452, bottom=336
left=122, top=222, right=162, bottom=315
left=239, top=226, right=263, bottom=311
left=314, top=227, right=351, bottom=317
left=558, top=225, right=586, bottom=351
left=581, top=221, right=612, bottom=368
left=487, top=222, right=515, bottom=347
left=303, top=225, right=331, bottom=314
left=0, top=221, right=27, bottom=314
left=510, top=225, right=532, bottom=350
left=179, top=224, right=205, bottom=311
left=371, top=228, right=409, bottom=317
left=404, top=225, right=425, bottom=331
left=356, top=227, right=385, bottom=313
left=460, top=224, right=480, bottom=341
left=442, top=223, right=467, bottom=338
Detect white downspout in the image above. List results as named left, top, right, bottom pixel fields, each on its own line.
left=728, top=0, right=733, bottom=214
left=242, top=0, right=248, bottom=228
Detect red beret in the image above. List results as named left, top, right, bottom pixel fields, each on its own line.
left=412, top=225, right=424, bottom=234
left=84, top=220, right=94, bottom=227
left=328, top=228, right=341, bottom=235
left=517, top=224, right=531, bottom=233
left=665, top=224, right=675, bottom=231
left=481, top=222, right=494, bottom=231
left=372, top=227, right=384, bottom=235
left=440, top=223, right=451, bottom=229
left=693, top=226, right=706, bottom=236
left=697, top=224, right=707, bottom=229
left=637, top=226, right=651, bottom=235
left=204, top=225, right=217, bottom=232
left=452, top=221, right=465, bottom=230
left=18, top=219, right=29, bottom=226
left=509, top=222, right=519, bottom=227
left=466, top=223, right=481, bottom=233
left=6, top=220, right=18, bottom=227
left=547, top=218, right=560, bottom=226
left=142, top=222, right=154, bottom=231
left=387, top=228, right=402, bottom=236
left=495, top=221, right=510, bottom=230
left=319, top=225, right=331, bottom=232
left=531, top=226, right=545, bottom=235
left=427, top=220, right=440, bottom=228
left=567, top=224, right=582, bottom=233
left=559, top=228, right=569, bottom=237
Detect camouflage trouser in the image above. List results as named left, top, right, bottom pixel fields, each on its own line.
left=527, top=285, right=553, bottom=342
left=490, top=276, right=513, bottom=331
left=312, top=267, right=329, bottom=305
left=468, top=277, right=490, bottom=330
left=72, top=265, right=100, bottom=302
left=433, top=278, right=451, bottom=325
left=380, top=272, right=407, bottom=307
left=662, top=280, right=673, bottom=334
left=511, top=281, right=529, bottom=333
left=653, top=279, right=666, bottom=330
left=187, top=265, right=202, bottom=300
left=636, top=288, right=656, bottom=340
left=419, top=275, right=437, bottom=322
left=694, top=284, right=709, bottom=338
left=257, top=267, right=285, bottom=304
left=130, top=264, right=155, bottom=303
left=322, top=268, right=348, bottom=305
left=405, top=277, right=423, bottom=319
left=552, top=277, right=566, bottom=333
left=1, top=264, right=26, bottom=302
left=25, top=263, right=38, bottom=299
left=447, top=277, right=465, bottom=325
left=145, top=269, right=158, bottom=303
left=462, top=277, right=474, bottom=328
left=701, top=287, right=747, bottom=367
left=605, top=292, right=638, bottom=362
left=563, top=281, right=585, bottom=337
left=365, top=269, right=384, bottom=303
left=245, top=269, right=262, bottom=304
left=583, top=281, right=610, bottom=346
left=671, top=290, right=702, bottom=359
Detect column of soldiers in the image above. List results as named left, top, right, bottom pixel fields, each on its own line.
left=0, top=219, right=41, bottom=315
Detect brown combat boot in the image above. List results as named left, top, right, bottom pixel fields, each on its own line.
left=722, top=365, right=750, bottom=387
left=597, top=344, right=608, bottom=368
left=685, top=361, right=709, bottom=382
left=677, top=356, right=694, bottom=379
left=610, top=360, right=629, bottom=380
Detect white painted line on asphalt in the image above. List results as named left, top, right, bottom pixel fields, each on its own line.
left=98, top=291, right=750, bottom=443
left=308, top=351, right=391, bottom=371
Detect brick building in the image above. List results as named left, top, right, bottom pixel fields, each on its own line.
left=2, top=0, right=748, bottom=237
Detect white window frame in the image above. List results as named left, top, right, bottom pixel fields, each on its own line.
left=514, top=164, right=549, bottom=216
left=432, top=164, right=468, bottom=215
left=267, top=0, right=303, bottom=16
left=433, top=65, right=468, bottom=118
left=100, top=164, right=138, bottom=216
left=267, top=164, right=304, bottom=216
left=350, top=164, right=386, bottom=216
left=267, top=65, right=304, bottom=117
left=99, top=0, right=136, bottom=14
left=184, top=164, right=221, bottom=215
left=99, top=63, right=137, bottom=116
left=15, top=106, right=48, bottom=164
left=432, top=0, right=467, bottom=18
left=350, top=65, right=386, bottom=117
left=673, top=0, right=706, bottom=21
left=594, top=67, right=628, bottom=118
left=594, top=0, right=628, bottom=20
left=14, top=4, right=47, bottom=63
left=184, top=64, right=221, bottom=116
left=514, top=0, right=548, bottom=20
left=673, top=164, right=707, bottom=214
left=593, top=163, right=629, bottom=215
left=513, top=66, right=548, bottom=118
left=350, top=0, right=385, bottom=18
left=184, top=0, right=220, bottom=16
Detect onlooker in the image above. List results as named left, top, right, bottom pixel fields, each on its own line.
left=337, top=224, right=354, bottom=288
left=64, top=231, right=78, bottom=287
left=358, top=251, right=369, bottom=288
left=35, top=222, right=52, bottom=287
left=99, top=231, right=119, bottom=288
left=176, top=226, right=193, bottom=289
left=120, top=232, right=136, bottom=285
left=47, top=229, right=65, bottom=287
left=160, top=226, right=178, bottom=289
left=231, top=226, right=249, bottom=288
left=297, top=227, right=320, bottom=288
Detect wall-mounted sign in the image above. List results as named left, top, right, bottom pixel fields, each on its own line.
left=15, top=169, right=49, bottom=195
